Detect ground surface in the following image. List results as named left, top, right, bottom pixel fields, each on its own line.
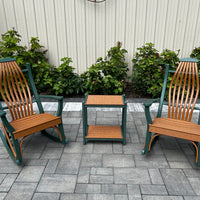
left=0, top=101, right=199, bottom=200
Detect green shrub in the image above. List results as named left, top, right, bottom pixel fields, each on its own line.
left=82, top=42, right=128, bottom=95
left=0, top=29, right=83, bottom=95
left=132, top=43, right=179, bottom=98
left=52, top=57, right=85, bottom=95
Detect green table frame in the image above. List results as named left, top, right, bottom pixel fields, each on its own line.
left=82, top=94, right=127, bottom=145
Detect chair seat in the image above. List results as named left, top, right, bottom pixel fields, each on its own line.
left=10, top=113, right=61, bottom=139
left=149, top=118, right=200, bottom=142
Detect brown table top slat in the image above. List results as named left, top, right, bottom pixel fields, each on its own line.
left=86, top=125, right=123, bottom=139
left=85, top=95, right=124, bottom=106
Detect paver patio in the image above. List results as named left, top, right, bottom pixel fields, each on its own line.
left=0, top=100, right=199, bottom=200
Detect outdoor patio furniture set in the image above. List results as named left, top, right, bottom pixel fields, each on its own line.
left=0, top=57, right=200, bottom=167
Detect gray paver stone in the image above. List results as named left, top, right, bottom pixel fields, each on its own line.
left=0, top=174, right=18, bottom=192
left=103, top=154, right=135, bottom=167
left=32, top=193, right=60, bottom=200
left=75, top=183, right=101, bottom=194
left=94, top=143, right=113, bottom=154
left=127, top=185, right=141, bottom=197
left=5, top=182, right=37, bottom=200
left=115, top=195, right=128, bottom=200
left=56, top=153, right=81, bottom=174
left=102, top=184, right=127, bottom=194
left=142, top=196, right=184, bottom=200
left=87, top=194, right=114, bottom=200
left=60, top=194, right=87, bottom=200
left=90, top=175, right=114, bottom=184
left=188, top=178, right=200, bottom=195
left=91, top=167, right=113, bottom=175
left=41, top=148, right=63, bottom=159
left=37, top=174, right=76, bottom=193
left=16, top=166, right=45, bottom=182
left=44, top=159, right=59, bottom=173
left=140, top=184, right=167, bottom=195
left=114, top=168, right=151, bottom=184
left=81, top=154, right=102, bottom=167
left=77, top=168, right=90, bottom=183
left=160, top=169, right=195, bottom=195
left=148, top=169, right=164, bottom=184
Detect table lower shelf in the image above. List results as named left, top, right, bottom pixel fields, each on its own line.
left=85, top=125, right=123, bottom=139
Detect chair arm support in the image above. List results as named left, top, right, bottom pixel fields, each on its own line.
left=0, top=110, right=6, bottom=117
left=144, top=98, right=160, bottom=107
left=0, top=111, right=15, bottom=133
left=143, top=98, right=160, bottom=125
left=38, top=95, right=64, bottom=117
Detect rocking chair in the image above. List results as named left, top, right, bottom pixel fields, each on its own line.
left=0, top=58, right=68, bottom=165
left=142, top=57, right=200, bottom=166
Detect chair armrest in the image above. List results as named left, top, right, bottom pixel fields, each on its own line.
left=143, top=98, right=160, bottom=125
left=38, top=95, right=64, bottom=117
left=144, top=98, right=160, bottom=107
left=38, top=95, right=63, bottom=101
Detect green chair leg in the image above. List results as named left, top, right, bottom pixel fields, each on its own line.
left=0, top=130, right=22, bottom=165
left=142, top=128, right=151, bottom=155
left=58, top=123, right=68, bottom=144
left=197, top=143, right=200, bottom=167
left=42, top=123, right=68, bottom=144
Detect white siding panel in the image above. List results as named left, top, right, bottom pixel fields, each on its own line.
left=163, top=0, right=179, bottom=50
left=13, top=0, right=28, bottom=46
left=75, top=0, right=87, bottom=74
left=105, top=0, right=115, bottom=52
left=1, top=0, right=200, bottom=73
left=145, top=0, right=157, bottom=43
left=3, top=0, right=17, bottom=29
left=154, top=0, right=168, bottom=52
left=134, top=0, right=147, bottom=48
left=44, top=0, right=59, bottom=66
left=96, top=1, right=106, bottom=59
left=55, top=0, right=68, bottom=64
left=125, top=0, right=137, bottom=73
left=193, top=1, right=200, bottom=48
left=34, top=0, right=48, bottom=56
left=0, top=0, right=8, bottom=34
left=65, top=0, right=78, bottom=70
left=115, top=0, right=126, bottom=44
left=23, top=0, right=37, bottom=41
left=182, top=0, right=200, bottom=57
left=173, top=0, right=190, bottom=57
left=86, top=1, right=96, bottom=68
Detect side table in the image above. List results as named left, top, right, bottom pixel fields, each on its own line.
left=82, top=94, right=127, bottom=145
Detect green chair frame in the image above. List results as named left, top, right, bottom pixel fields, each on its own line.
left=0, top=58, right=68, bottom=165
left=142, top=57, right=200, bottom=166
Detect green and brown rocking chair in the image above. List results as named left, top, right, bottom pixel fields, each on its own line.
left=142, top=58, right=200, bottom=166
left=0, top=58, right=68, bottom=165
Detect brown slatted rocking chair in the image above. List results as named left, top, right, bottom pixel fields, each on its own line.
left=142, top=58, right=200, bottom=166
left=0, top=58, right=68, bottom=165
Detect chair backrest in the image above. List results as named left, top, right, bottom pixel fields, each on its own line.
left=168, top=59, right=199, bottom=122
left=0, top=58, right=34, bottom=121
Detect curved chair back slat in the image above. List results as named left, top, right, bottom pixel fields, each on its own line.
left=168, top=61, right=199, bottom=122
left=0, top=61, right=33, bottom=120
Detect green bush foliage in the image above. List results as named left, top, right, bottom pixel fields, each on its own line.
left=0, top=28, right=83, bottom=95
left=52, top=57, right=85, bottom=95
left=82, top=42, right=128, bottom=94
left=132, top=43, right=179, bottom=98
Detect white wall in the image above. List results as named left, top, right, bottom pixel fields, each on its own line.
left=0, top=0, right=200, bottom=74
